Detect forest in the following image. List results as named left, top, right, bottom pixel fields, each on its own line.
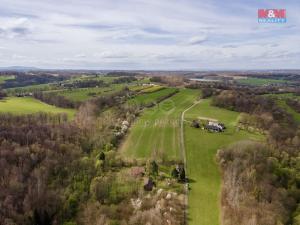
left=1, top=73, right=65, bottom=89
left=212, top=90, right=300, bottom=225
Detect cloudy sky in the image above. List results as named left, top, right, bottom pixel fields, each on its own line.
left=0, top=0, right=299, bottom=70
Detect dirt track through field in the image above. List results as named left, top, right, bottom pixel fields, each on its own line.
left=180, top=100, right=202, bottom=225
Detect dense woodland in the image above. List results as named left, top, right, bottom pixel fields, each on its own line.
left=287, top=98, right=300, bottom=114
left=1, top=74, right=65, bottom=89
left=218, top=140, right=300, bottom=225
left=0, top=90, right=7, bottom=99
left=248, top=73, right=300, bottom=81
left=112, top=77, right=137, bottom=84
left=186, top=81, right=297, bottom=95
left=0, top=97, right=135, bottom=224
left=62, top=80, right=107, bottom=89
left=34, top=92, right=78, bottom=109
left=213, top=90, right=300, bottom=225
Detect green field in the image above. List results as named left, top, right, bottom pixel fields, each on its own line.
left=0, top=97, right=76, bottom=119
left=0, top=75, right=15, bottom=84
left=129, top=85, right=149, bottom=92
left=5, top=83, right=55, bottom=95
left=140, top=85, right=164, bottom=93
left=128, top=87, right=178, bottom=106
left=264, top=92, right=300, bottom=100
left=121, top=89, right=200, bottom=159
left=184, top=99, right=263, bottom=225
left=47, top=84, right=125, bottom=102
left=129, top=84, right=161, bottom=92
left=63, top=75, right=117, bottom=84
left=237, top=78, right=288, bottom=86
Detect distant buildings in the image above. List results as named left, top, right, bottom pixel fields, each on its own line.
left=16, top=92, right=33, bottom=97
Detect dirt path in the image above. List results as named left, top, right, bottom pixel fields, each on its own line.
left=180, top=100, right=202, bottom=225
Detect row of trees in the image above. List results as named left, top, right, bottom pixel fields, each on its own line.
left=112, top=76, right=137, bottom=84
left=33, top=92, right=78, bottom=108
left=150, top=76, right=185, bottom=86
left=0, top=90, right=7, bottom=99
left=62, top=80, right=107, bottom=89
left=106, top=72, right=140, bottom=77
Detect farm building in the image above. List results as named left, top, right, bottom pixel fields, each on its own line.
left=205, top=121, right=226, bottom=132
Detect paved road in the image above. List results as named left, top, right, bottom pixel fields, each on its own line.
left=180, top=100, right=202, bottom=225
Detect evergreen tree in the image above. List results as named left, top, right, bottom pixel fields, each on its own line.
left=150, top=160, right=158, bottom=176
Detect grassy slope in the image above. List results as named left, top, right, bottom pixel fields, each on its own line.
left=0, top=97, right=76, bottom=119
left=121, top=89, right=200, bottom=160
left=128, top=88, right=177, bottom=105
left=277, top=99, right=300, bottom=123
left=237, top=78, right=288, bottom=86
left=184, top=99, right=263, bottom=225
left=140, top=85, right=164, bottom=93
left=48, top=84, right=124, bottom=102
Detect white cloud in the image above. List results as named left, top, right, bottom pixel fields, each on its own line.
left=0, top=17, right=32, bottom=39
left=188, top=34, right=207, bottom=45
left=0, top=0, right=299, bottom=69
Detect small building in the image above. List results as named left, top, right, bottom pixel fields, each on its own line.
left=16, top=92, right=32, bottom=97
left=205, top=121, right=226, bottom=132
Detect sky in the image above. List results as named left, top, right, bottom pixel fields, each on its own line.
left=0, top=0, right=299, bottom=70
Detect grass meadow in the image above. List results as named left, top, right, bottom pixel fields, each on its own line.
left=47, top=84, right=125, bottom=102
left=0, top=97, right=76, bottom=119
left=184, top=99, right=263, bottom=225
left=121, top=89, right=200, bottom=160
left=128, top=87, right=178, bottom=106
